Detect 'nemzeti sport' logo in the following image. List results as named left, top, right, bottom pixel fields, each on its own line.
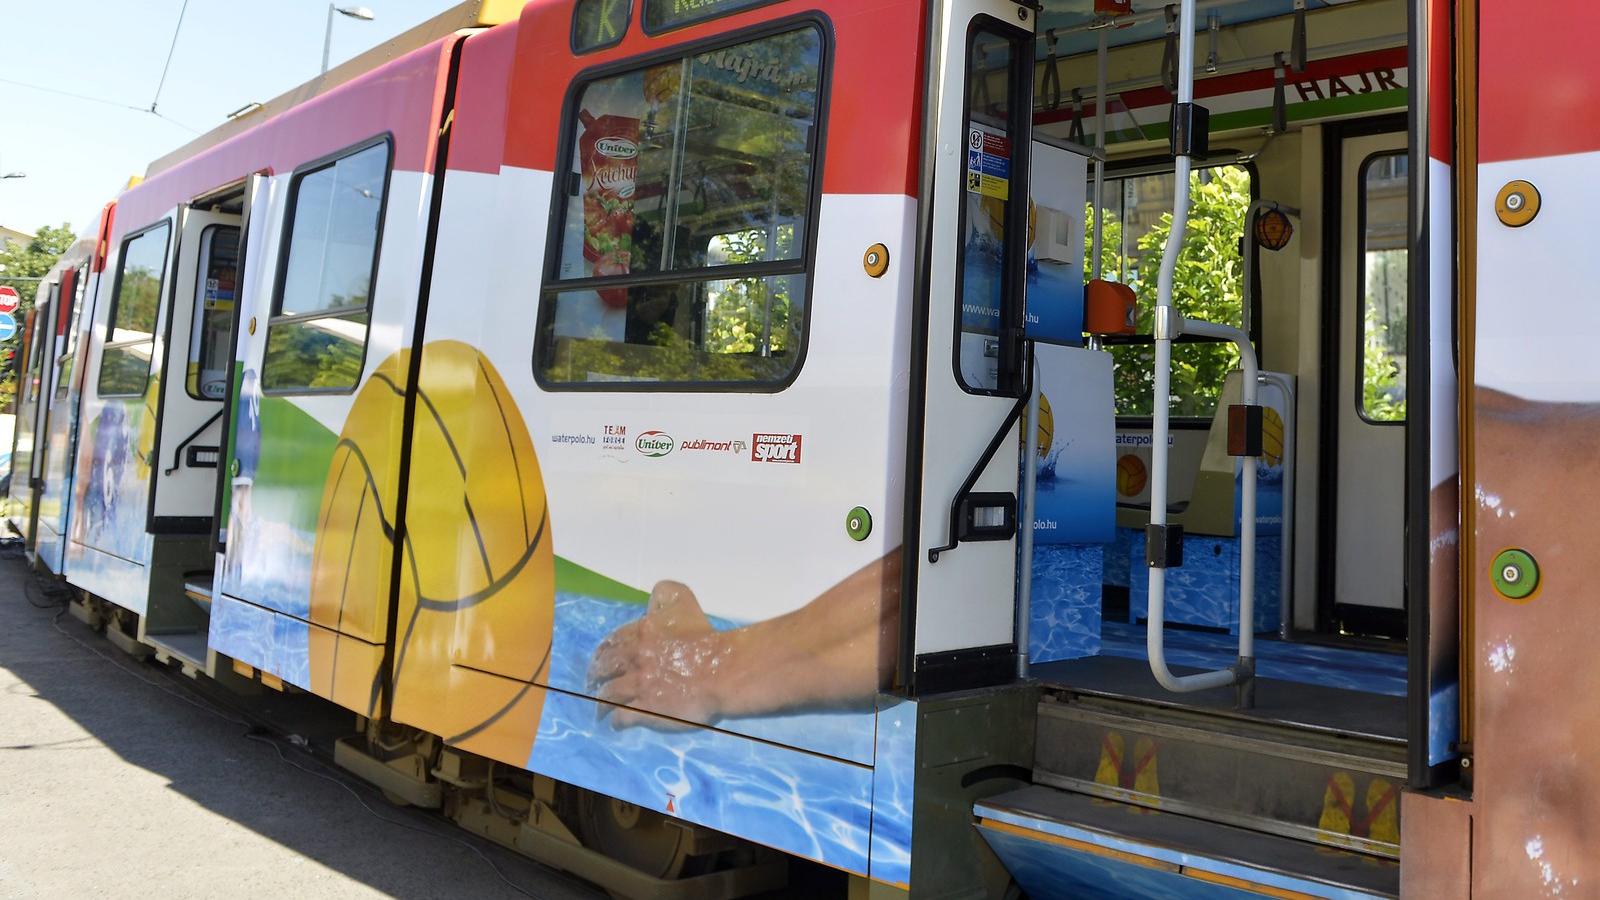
left=751, top=433, right=802, bottom=464
left=635, top=431, right=674, bottom=457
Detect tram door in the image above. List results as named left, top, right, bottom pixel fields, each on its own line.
left=1331, top=131, right=1408, bottom=633
left=910, top=0, right=1035, bottom=690
left=147, top=206, right=239, bottom=532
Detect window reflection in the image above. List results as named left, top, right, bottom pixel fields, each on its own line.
left=541, top=28, right=821, bottom=387
left=99, top=223, right=170, bottom=397
left=264, top=141, right=388, bottom=393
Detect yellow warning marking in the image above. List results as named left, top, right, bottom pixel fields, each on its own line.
left=1186, top=868, right=1318, bottom=899
left=1319, top=772, right=1355, bottom=836
left=1095, top=731, right=1125, bottom=788
left=232, top=659, right=255, bottom=679
left=260, top=672, right=284, bottom=691
left=1363, top=777, right=1399, bottom=845
left=1132, top=736, right=1160, bottom=797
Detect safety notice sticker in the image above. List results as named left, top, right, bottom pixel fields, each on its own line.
left=966, top=128, right=1011, bottom=200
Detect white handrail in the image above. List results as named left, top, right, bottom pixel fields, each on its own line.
left=1146, top=0, right=1257, bottom=702
left=1017, top=353, right=1041, bottom=678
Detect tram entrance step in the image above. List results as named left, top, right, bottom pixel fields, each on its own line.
left=976, top=784, right=1399, bottom=899
left=183, top=573, right=214, bottom=614
left=1032, top=686, right=1405, bottom=860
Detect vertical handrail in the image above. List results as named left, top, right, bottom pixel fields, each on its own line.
left=1260, top=371, right=1296, bottom=640
left=1017, top=353, right=1041, bottom=677
left=1146, top=0, right=1257, bottom=701
left=1241, top=202, right=1300, bottom=639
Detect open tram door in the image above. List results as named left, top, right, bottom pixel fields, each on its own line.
left=905, top=0, right=1037, bottom=693
left=137, top=191, right=244, bottom=672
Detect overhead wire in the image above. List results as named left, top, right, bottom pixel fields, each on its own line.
left=0, top=77, right=200, bottom=135
left=149, top=0, right=192, bottom=116
left=0, top=0, right=203, bottom=136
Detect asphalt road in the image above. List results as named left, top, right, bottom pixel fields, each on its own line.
left=0, top=550, right=603, bottom=900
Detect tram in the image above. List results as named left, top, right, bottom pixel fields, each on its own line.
left=4, top=0, right=1585, bottom=895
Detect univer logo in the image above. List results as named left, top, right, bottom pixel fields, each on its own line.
left=751, top=433, right=802, bottom=464
left=635, top=431, right=674, bottom=457
left=595, top=137, right=638, bottom=160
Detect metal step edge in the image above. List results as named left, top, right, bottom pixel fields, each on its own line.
left=1040, top=703, right=1408, bottom=777
left=144, top=633, right=211, bottom=676
left=1047, top=685, right=1409, bottom=746
left=1032, top=771, right=1401, bottom=860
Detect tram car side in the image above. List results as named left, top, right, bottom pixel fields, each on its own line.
left=18, top=0, right=1600, bottom=896
left=16, top=0, right=939, bottom=890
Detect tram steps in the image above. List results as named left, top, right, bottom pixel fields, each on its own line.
left=976, top=784, right=1400, bottom=899
left=1032, top=692, right=1406, bottom=859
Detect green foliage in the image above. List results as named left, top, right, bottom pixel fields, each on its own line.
left=0, top=224, right=75, bottom=413
left=1361, top=249, right=1408, bottom=421
left=1086, top=167, right=1251, bottom=418
left=261, top=312, right=368, bottom=392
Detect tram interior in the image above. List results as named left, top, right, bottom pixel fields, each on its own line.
left=1018, top=0, right=1415, bottom=742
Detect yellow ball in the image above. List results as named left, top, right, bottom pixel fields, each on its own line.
left=1034, top=391, right=1054, bottom=459
left=1261, top=406, right=1285, bottom=467
left=1116, top=453, right=1148, bottom=497
left=135, top=375, right=160, bottom=480
left=308, top=341, right=554, bottom=764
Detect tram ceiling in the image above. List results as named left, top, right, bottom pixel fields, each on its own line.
left=1028, top=0, right=1406, bottom=143
left=1033, top=0, right=1381, bottom=59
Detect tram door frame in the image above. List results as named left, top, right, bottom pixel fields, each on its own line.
left=903, top=0, right=1036, bottom=694
left=1316, top=115, right=1411, bottom=640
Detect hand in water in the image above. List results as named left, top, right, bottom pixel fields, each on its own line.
left=587, top=550, right=902, bottom=732
left=589, top=581, right=727, bottom=728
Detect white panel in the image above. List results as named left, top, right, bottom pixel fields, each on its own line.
left=1476, top=151, right=1600, bottom=404
left=1334, top=132, right=1406, bottom=611
left=151, top=208, right=239, bottom=520
left=913, top=0, right=1036, bottom=657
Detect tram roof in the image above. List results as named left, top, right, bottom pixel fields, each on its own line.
left=145, top=0, right=522, bottom=179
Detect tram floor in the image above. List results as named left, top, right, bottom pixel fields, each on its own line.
left=0, top=551, right=604, bottom=900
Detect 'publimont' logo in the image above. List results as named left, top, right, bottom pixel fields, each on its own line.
left=635, top=430, right=675, bottom=458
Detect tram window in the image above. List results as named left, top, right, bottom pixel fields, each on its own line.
left=1095, top=164, right=1254, bottom=418
left=98, top=221, right=172, bottom=398
left=188, top=226, right=239, bottom=400
left=956, top=25, right=1026, bottom=394
left=1358, top=151, right=1408, bottom=423
left=56, top=263, right=88, bottom=400
left=263, top=139, right=389, bottom=393
left=25, top=290, right=53, bottom=403
left=538, top=25, right=823, bottom=389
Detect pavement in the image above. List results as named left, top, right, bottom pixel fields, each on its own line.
left=0, top=549, right=603, bottom=900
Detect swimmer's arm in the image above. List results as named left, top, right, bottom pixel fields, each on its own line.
left=703, top=547, right=902, bottom=718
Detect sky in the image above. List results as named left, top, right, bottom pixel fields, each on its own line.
left=0, top=0, right=463, bottom=238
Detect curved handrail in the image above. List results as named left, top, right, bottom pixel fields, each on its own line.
left=1145, top=0, right=1256, bottom=703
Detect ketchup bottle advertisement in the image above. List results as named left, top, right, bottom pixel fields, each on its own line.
left=577, top=109, right=640, bottom=308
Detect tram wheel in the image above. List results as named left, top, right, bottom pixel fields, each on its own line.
left=573, top=790, right=693, bottom=880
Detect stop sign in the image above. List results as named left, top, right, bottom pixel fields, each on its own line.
left=0, top=285, right=19, bottom=315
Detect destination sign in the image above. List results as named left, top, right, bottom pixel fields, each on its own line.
left=644, top=0, right=771, bottom=34
left=572, top=0, right=632, bottom=53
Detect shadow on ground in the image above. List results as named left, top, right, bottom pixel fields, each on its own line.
left=0, top=552, right=602, bottom=899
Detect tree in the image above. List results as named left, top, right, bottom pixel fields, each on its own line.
left=0, top=224, right=75, bottom=414
left=1087, top=167, right=1251, bottom=418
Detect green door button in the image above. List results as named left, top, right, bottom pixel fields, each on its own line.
left=1491, top=548, right=1540, bottom=601
left=846, top=506, right=872, bottom=542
